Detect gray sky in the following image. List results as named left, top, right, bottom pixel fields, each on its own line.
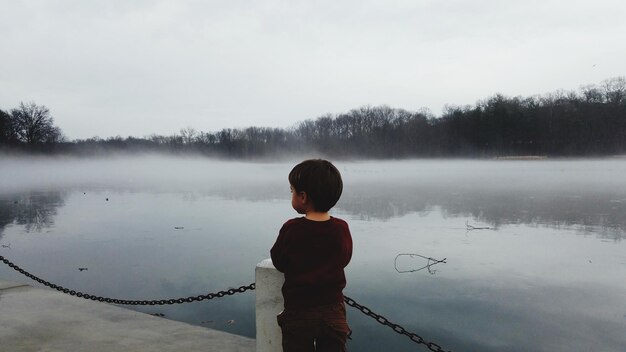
left=1, top=0, right=625, bottom=139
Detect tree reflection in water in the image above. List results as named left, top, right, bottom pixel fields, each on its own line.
left=0, top=191, right=65, bottom=239
left=0, top=184, right=624, bottom=242
left=338, top=184, right=626, bottom=241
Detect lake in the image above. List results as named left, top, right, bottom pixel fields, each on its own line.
left=1, top=156, right=625, bottom=351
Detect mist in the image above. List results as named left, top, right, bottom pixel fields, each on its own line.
left=2, top=155, right=626, bottom=238
left=0, top=154, right=291, bottom=194
left=2, top=154, right=625, bottom=193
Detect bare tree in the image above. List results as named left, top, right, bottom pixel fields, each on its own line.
left=0, top=108, right=16, bottom=143
left=179, top=127, right=198, bottom=145
left=10, top=102, right=63, bottom=144
left=580, top=84, right=604, bottom=103
left=602, top=77, right=626, bottom=104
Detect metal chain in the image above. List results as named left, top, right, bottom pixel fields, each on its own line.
left=1, top=255, right=449, bottom=350
left=0, top=255, right=255, bottom=305
left=344, top=295, right=451, bottom=352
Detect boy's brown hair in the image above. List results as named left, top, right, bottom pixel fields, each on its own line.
left=288, top=159, right=343, bottom=212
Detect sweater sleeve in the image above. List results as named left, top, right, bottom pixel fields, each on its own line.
left=270, top=224, right=288, bottom=272
left=343, top=222, right=353, bottom=267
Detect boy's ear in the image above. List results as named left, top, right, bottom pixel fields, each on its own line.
left=298, top=191, right=308, bottom=203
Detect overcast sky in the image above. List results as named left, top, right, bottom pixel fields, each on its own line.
left=1, top=0, right=625, bottom=139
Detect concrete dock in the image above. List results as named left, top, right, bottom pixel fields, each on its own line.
left=0, top=279, right=255, bottom=352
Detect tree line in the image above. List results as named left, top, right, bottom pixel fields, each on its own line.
left=1, top=77, right=625, bottom=158
left=0, top=102, right=64, bottom=147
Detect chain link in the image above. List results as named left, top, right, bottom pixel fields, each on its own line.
left=344, top=295, right=451, bottom=352
left=0, top=255, right=255, bottom=305
left=1, top=255, right=449, bottom=350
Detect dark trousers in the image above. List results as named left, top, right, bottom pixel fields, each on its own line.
left=277, top=303, right=351, bottom=352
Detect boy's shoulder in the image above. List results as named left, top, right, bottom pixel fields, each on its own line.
left=330, top=216, right=348, bottom=225
left=281, top=216, right=349, bottom=229
left=281, top=217, right=303, bottom=227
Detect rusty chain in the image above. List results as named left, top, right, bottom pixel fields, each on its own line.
left=344, top=296, right=451, bottom=352
left=0, top=255, right=255, bottom=305
left=1, top=254, right=450, bottom=351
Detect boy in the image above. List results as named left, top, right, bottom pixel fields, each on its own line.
left=271, top=159, right=353, bottom=352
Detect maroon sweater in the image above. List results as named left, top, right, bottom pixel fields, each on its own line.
left=270, top=216, right=353, bottom=310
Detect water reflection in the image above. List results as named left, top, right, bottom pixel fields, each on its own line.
left=1, top=185, right=625, bottom=241
left=338, top=184, right=626, bottom=240
left=1, top=157, right=624, bottom=239
left=0, top=192, right=65, bottom=238
left=1, top=159, right=625, bottom=351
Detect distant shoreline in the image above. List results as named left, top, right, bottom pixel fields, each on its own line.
left=3, top=77, right=625, bottom=159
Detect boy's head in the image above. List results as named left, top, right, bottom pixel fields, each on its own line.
left=288, top=159, right=343, bottom=213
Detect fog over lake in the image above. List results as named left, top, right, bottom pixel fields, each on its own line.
left=1, top=156, right=625, bottom=351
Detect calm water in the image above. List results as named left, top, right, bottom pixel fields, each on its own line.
left=1, top=157, right=626, bottom=351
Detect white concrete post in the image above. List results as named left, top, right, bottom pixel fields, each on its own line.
left=255, top=259, right=284, bottom=352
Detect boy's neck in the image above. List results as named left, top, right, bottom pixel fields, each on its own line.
left=305, top=211, right=331, bottom=221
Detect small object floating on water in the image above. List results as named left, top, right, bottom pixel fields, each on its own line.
left=78, top=267, right=88, bottom=272
left=394, top=253, right=447, bottom=274
left=466, top=220, right=491, bottom=231
left=151, top=313, right=165, bottom=317
left=106, top=198, right=109, bottom=201
left=1, top=243, right=10, bottom=249
left=226, top=319, right=235, bottom=325
left=174, top=226, right=184, bottom=230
